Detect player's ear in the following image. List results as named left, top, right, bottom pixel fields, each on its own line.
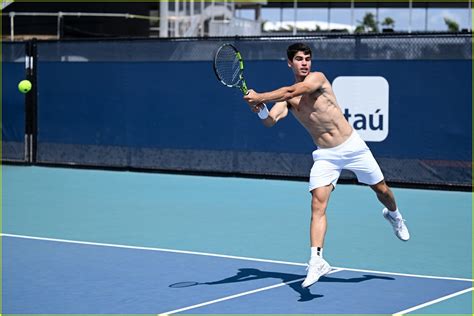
left=287, top=59, right=292, bottom=68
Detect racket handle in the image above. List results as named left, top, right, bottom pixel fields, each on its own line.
left=241, top=81, right=248, bottom=95
left=257, top=103, right=269, bottom=120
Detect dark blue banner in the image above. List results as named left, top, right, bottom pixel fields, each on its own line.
left=36, top=60, right=471, bottom=162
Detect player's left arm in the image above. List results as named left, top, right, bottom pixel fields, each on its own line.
left=243, top=72, right=326, bottom=106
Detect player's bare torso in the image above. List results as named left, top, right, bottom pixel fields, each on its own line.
left=287, top=73, right=353, bottom=149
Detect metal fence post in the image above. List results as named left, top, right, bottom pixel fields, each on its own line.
left=9, top=11, right=14, bottom=40
left=24, top=39, right=38, bottom=163
left=57, top=11, right=63, bottom=39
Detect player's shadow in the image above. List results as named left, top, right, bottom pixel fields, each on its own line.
left=171, top=268, right=394, bottom=302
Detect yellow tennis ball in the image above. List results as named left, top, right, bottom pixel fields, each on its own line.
left=18, top=80, right=32, bottom=93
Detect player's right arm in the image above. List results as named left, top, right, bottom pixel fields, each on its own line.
left=255, top=101, right=289, bottom=128
left=244, top=73, right=325, bottom=106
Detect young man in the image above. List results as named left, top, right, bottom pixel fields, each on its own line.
left=243, top=43, right=410, bottom=288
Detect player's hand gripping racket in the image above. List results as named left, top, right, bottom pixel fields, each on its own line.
left=213, top=43, right=269, bottom=119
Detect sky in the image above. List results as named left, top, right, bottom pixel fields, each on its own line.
left=237, top=7, right=471, bottom=32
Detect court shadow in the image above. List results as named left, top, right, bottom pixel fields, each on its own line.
left=171, top=268, right=394, bottom=303
left=320, top=274, right=395, bottom=283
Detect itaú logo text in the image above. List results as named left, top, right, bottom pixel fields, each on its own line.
left=333, top=76, right=389, bottom=142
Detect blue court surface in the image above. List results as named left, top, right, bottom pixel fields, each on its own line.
left=2, top=165, right=473, bottom=315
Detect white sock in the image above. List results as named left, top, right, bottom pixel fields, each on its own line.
left=310, top=247, right=323, bottom=263
left=388, top=208, right=402, bottom=220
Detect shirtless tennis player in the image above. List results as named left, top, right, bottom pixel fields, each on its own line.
left=243, top=43, right=410, bottom=288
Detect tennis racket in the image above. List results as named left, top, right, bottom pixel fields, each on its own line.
left=213, top=43, right=268, bottom=117
left=213, top=43, right=249, bottom=94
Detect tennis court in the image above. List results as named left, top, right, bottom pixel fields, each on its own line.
left=3, top=165, right=472, bottom=314
left=3, top=30, right=472, bottom=316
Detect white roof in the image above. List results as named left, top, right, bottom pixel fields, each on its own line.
left=263, top=20, right=355, bottom=32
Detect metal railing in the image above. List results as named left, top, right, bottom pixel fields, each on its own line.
left=2, top=9, right=265, bottom=40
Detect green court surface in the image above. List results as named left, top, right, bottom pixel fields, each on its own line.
left=2, top=165, right=472, bottom=314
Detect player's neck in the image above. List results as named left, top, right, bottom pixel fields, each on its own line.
left=294, top=74, right=307, bottom=83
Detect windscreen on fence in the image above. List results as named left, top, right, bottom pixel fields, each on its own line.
left=2, top=42, right=27, bottom=162
left=3, top=34, right=471, bottom=188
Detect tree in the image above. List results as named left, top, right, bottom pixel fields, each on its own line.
left=356, top=12, right=379, bottom=33
left=444, top=17, right=459, bottom=32
left=381, top=17, right=395, bottom=29
left=354, top=25, right=365, bottom=33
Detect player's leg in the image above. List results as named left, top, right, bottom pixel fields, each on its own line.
left=303, top=151, right=341, bottom=288
left=370, top=180, right=410, bottom=241
left=309, top=184, right=333, bottom=249
left=303, top=154, right=339, bottom=287
left=307, top=157, right=340, bottom=252
left=370, top=180, right=396, bottom=211
left=343, top=134, right=410, bottom=241
left=302, top=185, right=333, bottom=288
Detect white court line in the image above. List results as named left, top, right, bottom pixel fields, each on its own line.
left=158, top=268, right=344, bottom=315
left=2, top=233, right=473, bottom=283
left=393, top=287, right=473, bottom=315
left=332, top=266, right=473, bottom=283
left=1, top=233, right=305, bottom=266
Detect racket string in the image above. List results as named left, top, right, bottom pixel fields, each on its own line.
left=215, top=47, right=242, bottom=86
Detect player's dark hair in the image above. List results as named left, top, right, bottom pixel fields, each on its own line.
left=287, top=43, right=312, bottom=60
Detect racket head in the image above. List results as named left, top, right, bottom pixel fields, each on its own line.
left=169, top=281, right=200, bottom=288
left=213, top=43, right=248, bottom=94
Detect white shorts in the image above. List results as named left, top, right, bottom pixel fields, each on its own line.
left=309, top=131, right=384, bottom=191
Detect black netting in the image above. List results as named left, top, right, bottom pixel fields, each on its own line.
left=35, top=33, right=471, bottom=62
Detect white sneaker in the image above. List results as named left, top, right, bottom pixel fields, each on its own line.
left=383, top=208, right=410, bottom=241
left=301, top=257, right=331, bottom=288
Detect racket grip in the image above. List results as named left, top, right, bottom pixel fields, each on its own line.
left=257, top=103, right=269, bottom=120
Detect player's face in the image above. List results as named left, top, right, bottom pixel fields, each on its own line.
left=288, top=51, right=312, bottom=77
